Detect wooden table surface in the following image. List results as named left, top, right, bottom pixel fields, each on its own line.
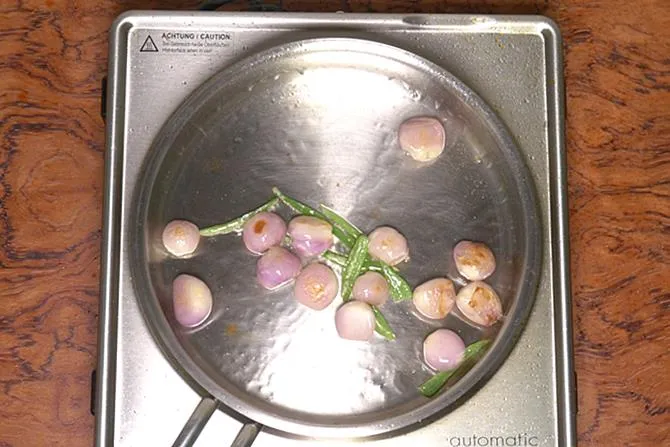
left=1, top=0, right=668, bottom=446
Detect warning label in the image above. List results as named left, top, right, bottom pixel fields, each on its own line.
left=137, top=31, right=234, bottom=56
left=140, top=35, right=159, bottom=52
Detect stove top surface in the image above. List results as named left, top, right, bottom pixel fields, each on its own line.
left=97, top=11, right=573, bottom=447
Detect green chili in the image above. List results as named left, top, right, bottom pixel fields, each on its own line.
left=199, top=197, right=279, bottom=237
left=418, top=371, right=453, bottom=398
left=365, top=259, right=393, bottom=272
left=322, top=250, right=347, bottom=267
left=271, top=187, right=323, bottom=218
left=380, top=262, right=413, bottom=302
left=319, top=204, right=362, bottom=248
left=372, top=306, right=396, bottom=340
left=323, top=251, right=388, bottom=272
left=419, top=339, right=492, bottom=397
left=341, top=235, right=368, bottom=301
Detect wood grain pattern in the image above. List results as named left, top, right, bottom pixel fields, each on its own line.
left=0, top=0, right=668, bottom=446
left=560, top=1, right=670, bottom=445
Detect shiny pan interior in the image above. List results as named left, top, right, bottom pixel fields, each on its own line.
left=128, top=37, right=542, bottom=439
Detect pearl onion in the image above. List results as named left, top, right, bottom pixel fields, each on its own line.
left=294, top=263, right=338, bottom=310
left=398, top=116, right=446, bottom=162
left=423, top=329, right=466, bottom=371
left=413, top=278, right=456, bottom=320
left=456, top=281, right=503, bottom=327
left=256, top=247, right=302, bottom=290
left=352, top=272, right=389, bottom=306
left=172, top=274, right=213, bottom=328
left=242, top=212, right=287, bottom=255
left=288, top=216, right=334, bottom=258
left=335, top=301, right=375, bottom=341
left=453, top=240, right=496, bottom=281
left=162, top=220, right=200, bottom=257
left=367, top=226, right=409, bottom=266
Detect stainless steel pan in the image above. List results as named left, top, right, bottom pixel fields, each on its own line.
left=128, top=37, right=542, bottom=441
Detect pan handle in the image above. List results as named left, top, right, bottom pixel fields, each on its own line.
left=172, top=396, right=218, bottom=447
left=230, top=422, right=262, bottom=447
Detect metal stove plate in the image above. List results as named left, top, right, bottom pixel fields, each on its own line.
left=97, top=12, right=573, bottom=447
left=129, top=37, right=541, bottom=439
